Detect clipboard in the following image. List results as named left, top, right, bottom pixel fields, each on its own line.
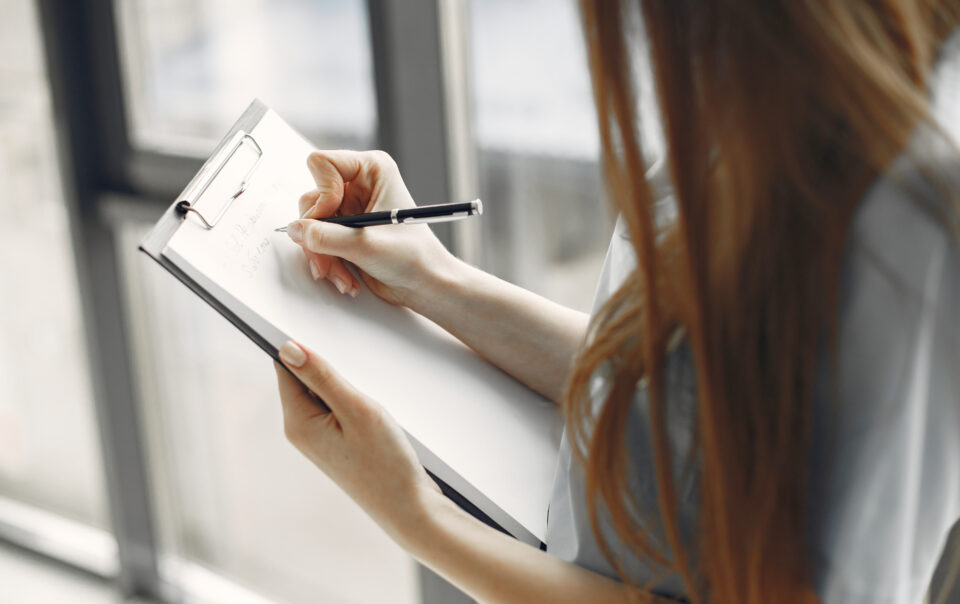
left=141, top=102, right=279, bottom=359
left=140, top=100, right=562, bottom=548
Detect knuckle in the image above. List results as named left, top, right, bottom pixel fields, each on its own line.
left=307, top=151, right=326, bottom=168
left=368, top=150, right=397, bottom=171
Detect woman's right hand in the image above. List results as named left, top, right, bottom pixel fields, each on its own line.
left=289, top=152, right=588, bottom=404
left=286, top=150, right=456, bottom=307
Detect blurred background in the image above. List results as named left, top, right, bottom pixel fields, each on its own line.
left=0, top=0, right=614, bottom=602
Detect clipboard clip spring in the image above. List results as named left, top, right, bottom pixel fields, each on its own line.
left=175, top=131, right=263, bottom=229
left=176, top=200, right=216, bottom=229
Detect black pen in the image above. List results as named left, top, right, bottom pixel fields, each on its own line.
left=274, top=199, right=483, bottom=231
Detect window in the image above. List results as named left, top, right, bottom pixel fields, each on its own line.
left=116, top=0, right=376, bottom=154
left=465, top=0, right=611, bottom=312
left=0, top=0, right=108, bottom=529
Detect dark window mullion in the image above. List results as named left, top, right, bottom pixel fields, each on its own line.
left=37, top=0, right=161, bottom=598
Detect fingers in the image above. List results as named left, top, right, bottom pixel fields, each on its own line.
left=275, top=361, right=307, bottom=409
left=298, top=188, right=325, bottom=219
left=304, top=252, right=359, bottom=297
left=304, top=150, right=397, bottom=217
left=340, top=181, right=369, bottom=215
left=290, top=189, right=362, bottom=297
left=273, top=361, right=331, bottom=440
left=307, top=149, right=396, bottom=191
left=287, top=219, right=369, bottom=265
left=277, top=341, right=371, bottom=424
left=307, top=150, right=365, bottom=186
left=302, top=151, right=362, bottom=219
left=293, top=150, right=396, bottom=297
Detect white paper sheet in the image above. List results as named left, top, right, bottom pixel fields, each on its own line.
left=162, top=110, right=563, bottom=545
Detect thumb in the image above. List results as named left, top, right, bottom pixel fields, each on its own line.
left=287, top=219, right=368, bottom=263
left=277, top=340, right=371, bottom=424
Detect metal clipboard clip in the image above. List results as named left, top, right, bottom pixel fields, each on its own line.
left=176, top=131, right=263, bottom=229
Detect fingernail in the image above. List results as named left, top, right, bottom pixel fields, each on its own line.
left=331, top=275, right=348, bottom=294
left=287, top=221, right=304, bottom=242
left=309, top=259, right=321, bottom=281
left=279, top=341, right=307, bottom=368
left=349, top=286, right=359, bottom=298
left=300, top=203, right=315, bottom=219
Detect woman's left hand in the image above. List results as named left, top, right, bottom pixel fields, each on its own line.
left=274, top=342, right=644, bottom=604
left=274, top=340, right=441, bottom=545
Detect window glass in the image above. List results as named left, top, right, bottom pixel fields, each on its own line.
left=116, top=0, right=376, bottom=153
left=466, top=0, right=611, bottom=312
left=0, top=0, right=108, bottom=528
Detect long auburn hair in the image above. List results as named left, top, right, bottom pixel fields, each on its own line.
left=565, top=1, right=960, bottom=602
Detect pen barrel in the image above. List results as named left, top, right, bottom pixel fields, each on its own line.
left=322, top=211, right=394, bottom=228
left=316, top=200, right=482, bottom=228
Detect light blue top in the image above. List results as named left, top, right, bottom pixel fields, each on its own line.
left=545, top=30, right=960, bottom=603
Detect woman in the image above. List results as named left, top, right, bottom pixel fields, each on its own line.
left=275, top=1, right=960, bottom=602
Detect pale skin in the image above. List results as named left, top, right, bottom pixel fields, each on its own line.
left=275, top=150, right=667, bottom=603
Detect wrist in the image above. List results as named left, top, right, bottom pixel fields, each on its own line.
left=402, top=248, right=474, bottom=319
left=392, top=482, right=459, bottom=557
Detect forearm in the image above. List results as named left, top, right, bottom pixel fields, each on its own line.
left=401, top=489, right=662, bottom=604
left=405, top=256, right=589, bottom=402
